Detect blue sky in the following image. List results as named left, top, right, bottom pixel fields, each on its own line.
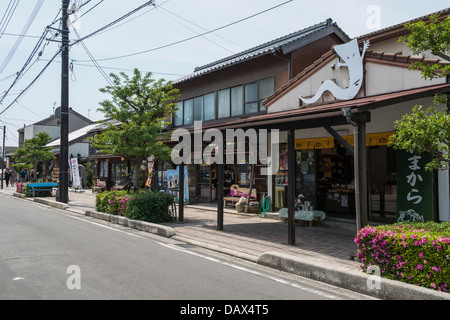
left=0, top=0, right=448, bottom=146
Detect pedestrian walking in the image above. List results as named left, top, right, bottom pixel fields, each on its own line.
left=10, top=169, right=16, bottom=187
left=4, top=168, right=11, bottom=187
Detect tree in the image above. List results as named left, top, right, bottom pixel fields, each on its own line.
left=14, top=132, right=55, bottom=180
left=389, top=14, right=450, bottom=170
left=91, top=69, right=179, bottom=189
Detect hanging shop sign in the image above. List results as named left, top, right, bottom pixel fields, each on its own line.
left=299, top=38, right=370, bottom=104
left=396, top=150, right=434, bottom=222
left=295, top=131, right=395, bottom=150
left=295, top=137, right=334, bottom=150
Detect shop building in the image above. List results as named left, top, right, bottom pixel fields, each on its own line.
left=168, top=10, right=449, bottom=245
left=263, top=9, right=450, bottom=226
left=170, top=19, right=350, bottom=204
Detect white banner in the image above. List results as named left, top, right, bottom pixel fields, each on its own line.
left=70, top=158, right=81, bottom=188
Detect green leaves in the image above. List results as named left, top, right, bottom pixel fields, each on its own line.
left=399, top=14, right=450, bottom=80
left=92, top=68, right=180, bottom=163
left=355, top=222, right=450, bottom=292
left=389, top=105, right=450, bottom=170
left=391, top=15, right=450, bottom=170
left=14, top=132, right=55, bottom=172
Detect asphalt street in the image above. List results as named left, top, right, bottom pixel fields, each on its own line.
left=0, top=192, right=375, bottom=302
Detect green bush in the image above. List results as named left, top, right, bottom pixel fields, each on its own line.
left=126, top=190, right=174, bottom=223
left=355, top=222, right=450, bottom=292
left=95, top=190, right=174, bottom=223
left=95, top=190, right=129, bottom=216
left=16, top=182, right=52, bottom=197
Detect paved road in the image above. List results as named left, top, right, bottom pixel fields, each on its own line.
left=0, top=193, right=374, bottom=303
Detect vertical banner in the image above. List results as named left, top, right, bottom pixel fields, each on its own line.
left=70, top=158, right=81, bottom=188
left=167, top=166, right=189, bottom=204
left=396, top=150, right=434, bottom=222
left=166, top=168, right=189, bottom=204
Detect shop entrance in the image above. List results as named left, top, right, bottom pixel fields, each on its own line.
left=275, top=135, right=398, bottom=224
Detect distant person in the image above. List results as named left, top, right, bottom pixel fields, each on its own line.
left=10, top=169, right=16, bottom=187
left=4, top=168, right=10, bottom=187
left=19, top=169, right=27, bottom=182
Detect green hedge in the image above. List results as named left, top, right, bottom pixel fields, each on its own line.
left=355, top=222, right=450, bottom=292
left=16, top=182, right=52, bottom=197
left=95, top=190, right=129, bottom=216
left=95, top=190, right=174, bottom=223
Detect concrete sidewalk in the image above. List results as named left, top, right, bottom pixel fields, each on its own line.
left=1, top=185, right=449, bottom=300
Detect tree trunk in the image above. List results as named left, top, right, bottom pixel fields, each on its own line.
left=133, top=160, right=141, bottom=191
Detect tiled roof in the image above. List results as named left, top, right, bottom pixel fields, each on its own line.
left=263, top=47, right=450, bottom=108
left=358, top=8, right=449, bottom=43
left=173, top=19, right=349, bottom=84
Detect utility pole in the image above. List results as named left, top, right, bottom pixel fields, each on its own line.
left=1, top=125, right=5, bottom=189
left=58, top=0, right=70, bottom=203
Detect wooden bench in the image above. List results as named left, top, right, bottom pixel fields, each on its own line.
left=92, top=179, right=107, bottom=193
left=111, top=179, right=131, bottom=191
left=28, top=182, right=58, bottom=197
left=278, top=208, right=326, bottom=227
left=224, top=184, right=257, bottom=208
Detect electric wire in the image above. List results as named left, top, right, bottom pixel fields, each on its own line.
left=158, top=6, right=244, bottom=52
left=72, top=27, right=114, bottom=86
left=91, top=0, right=168, bottom=38
left=70, top=0, right=156, bottom=46
left=0, top=0, right=45, bottom=75
left=75, top=0, right=293, bottom=62
left=156, top=6, right=236, bottom=55
left=0, top=0, right=20, bottom=42
left=0, top=49, right=61, bottom=116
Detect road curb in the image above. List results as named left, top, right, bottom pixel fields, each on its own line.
left=257, top=251, right=450, bottom=300
left=84, top=210, right=176, bottom=238
left=33, top=197, right=69, bottom=210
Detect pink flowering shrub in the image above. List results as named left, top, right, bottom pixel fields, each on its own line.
left=95, top=190, right=174, bottom=223
left=96, top=191, right=130, bottom=216
left=355, top=222, right=450, bottom=292
left=16, top=183, right=26, bottom=194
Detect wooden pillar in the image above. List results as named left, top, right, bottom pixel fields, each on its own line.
left=358, top=122, right=368, bottom=228
left=179, top=162, right=184, bottom=222
left=288, top=129, right=296, bottom=245
left=217, top=162, right=224, bottom=231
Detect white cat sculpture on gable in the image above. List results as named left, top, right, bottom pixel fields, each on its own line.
left=300, top=38, right=370, bottom=104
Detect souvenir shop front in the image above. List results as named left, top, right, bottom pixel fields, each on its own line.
left=274, top=131, right=398, bottom=223
left=153, top=145, right=268, bottom=204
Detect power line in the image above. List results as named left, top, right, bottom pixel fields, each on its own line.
left=158, top=6, right=244, bottom=52
left=0, top=28, right=51, bottom=104
left=0, top=0, right=20, bottom=42
left=72, top=27, right=114, bottom=86
left=70, top=0, right=156, bottom=46
left=0, top=49, right=61, bottom=116
left=76, top=0, right=293, bottom=63
left=0, top=0, right=45, bottom=75
left=156, top=6, right=236, bottom=55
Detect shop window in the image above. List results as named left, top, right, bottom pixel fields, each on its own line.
left=193, top=96, right=203, bottom=121
left=174, top=102, right=183, bottom=126
left=184, top=99, right=193, bottom=125
left=218, top=89, right=230, bottom=118
left=231, top=86, right=243, bottom=116
left=204, top=92, right=215, bottom=121
left=258, top=77, right=274, bottom=111
left=245, top=82, right=258, bottom=114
